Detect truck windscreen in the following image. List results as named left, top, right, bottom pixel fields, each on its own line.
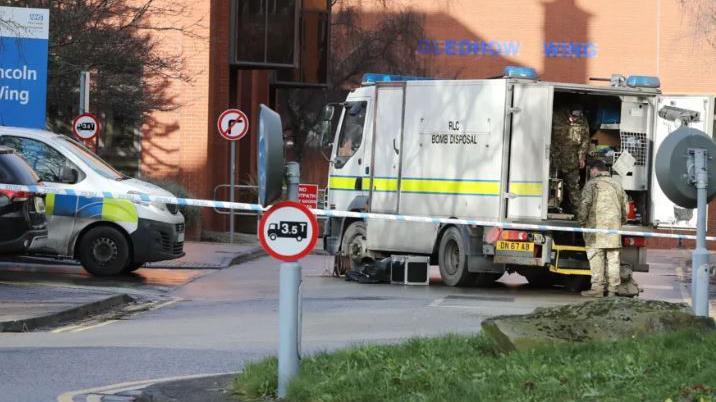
left=335, top=101, right=367, bottom=168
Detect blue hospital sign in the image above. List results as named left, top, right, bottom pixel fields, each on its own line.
left=0, top=6, right=50, bottom=129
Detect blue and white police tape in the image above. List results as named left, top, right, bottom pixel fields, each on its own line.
left=2, top=182, right=714, bottom=242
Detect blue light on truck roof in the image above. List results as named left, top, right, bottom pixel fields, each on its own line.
left=626, top=75, right=660, bottom=88
left=503, top=66, right=538, bottom=79
left=361, top=73, right=432, bottom=83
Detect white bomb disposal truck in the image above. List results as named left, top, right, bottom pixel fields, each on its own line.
left=319, top=68, right=715, bottom=288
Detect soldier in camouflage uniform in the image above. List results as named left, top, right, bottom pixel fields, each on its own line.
left=551, top=106, right=590, bottom=211
left=577, top=159, right=628, bottom=297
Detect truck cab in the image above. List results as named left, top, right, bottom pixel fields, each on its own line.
left=0, top=126, right=185, bottom=276
left=318, top=70, right=715, bottom=288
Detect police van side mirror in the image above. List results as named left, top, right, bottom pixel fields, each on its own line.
left=61, top=167, right=79, bottom=184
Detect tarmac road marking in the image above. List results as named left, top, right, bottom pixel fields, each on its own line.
left=150, top=298, right=181, bottom=311
left=70, top=320, right=118, bottom=333
left=51, top=324, right=86, bottom=334
left=49, top=298, right=181, bottom=334
left=57, top=372, right=235, bottom=402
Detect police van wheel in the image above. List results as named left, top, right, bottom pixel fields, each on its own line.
left=438, top=227, right=473, bottom=287
left=341, top=221, right=368, bottom=273
left=79, top=226, right=130, bottom=276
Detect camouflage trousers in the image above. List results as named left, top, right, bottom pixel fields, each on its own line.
left=586, top=248, right=621, bottom=291
left=558, top=165, right=581, bottom=209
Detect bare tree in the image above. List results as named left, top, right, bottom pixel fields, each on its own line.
left=0, top=0, right=201, bottom=172
left=280, top=0, right=440, bottom=165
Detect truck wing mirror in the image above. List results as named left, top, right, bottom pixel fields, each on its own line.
left=320, top=121, right=333, bottom=148
left=320, top=104, right=335, bottom=121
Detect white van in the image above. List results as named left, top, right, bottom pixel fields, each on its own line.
left=0, top=127, right=185, bottom=276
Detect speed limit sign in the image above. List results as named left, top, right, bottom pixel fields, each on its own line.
left=258, top=201, right=318, bottom=262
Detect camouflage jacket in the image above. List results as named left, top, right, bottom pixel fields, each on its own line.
left=577, top=172, right=628, bottom=248
left=551, top=108, right=590, bottom=164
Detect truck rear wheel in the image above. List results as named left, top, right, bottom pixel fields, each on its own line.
left=340, top=221, right=369, bottom=274
left=438, top=227, right=474, bottom=287
left=78, top=226, right=130, bottom=276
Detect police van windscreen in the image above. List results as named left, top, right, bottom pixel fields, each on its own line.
left=56, top=137, right=128, bottom=181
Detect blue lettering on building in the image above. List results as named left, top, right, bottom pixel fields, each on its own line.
left=417, top=39, right=521, bottom=57
left=544, top=41, right=598, bottom=58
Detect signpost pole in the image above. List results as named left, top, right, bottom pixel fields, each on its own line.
left=79, top=71, right=90, bottom=114
left=278, top=162, right=302, bottom=398
left=230, top=141, right=236, bottom=243
left=691, top=149, right=710, bottom=317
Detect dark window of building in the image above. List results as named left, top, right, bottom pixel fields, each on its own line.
left=234, top=0, right=299, bottom=68
left=275, top=0, right=330, bottom=84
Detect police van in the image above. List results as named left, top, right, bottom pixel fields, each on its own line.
left=0, top=127, right=185, bottom=276
left=318, top=68, right=715, bottom=288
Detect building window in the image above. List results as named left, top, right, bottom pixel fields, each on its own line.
left=275, top=0, right=330, bottom=84
left=234, top=0, right=300, bottom=68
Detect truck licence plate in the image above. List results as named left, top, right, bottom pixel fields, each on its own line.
left=496, top=241, right=534, bottom=253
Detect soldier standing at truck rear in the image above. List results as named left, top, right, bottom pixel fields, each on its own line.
left=578, top=159, right=628, bottom=297
left=551, top=106, right=590, bottom=211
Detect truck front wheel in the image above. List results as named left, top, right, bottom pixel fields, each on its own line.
left=339, top=221, right=369, bottom=274
left=438, top=227, right=474, bottom=287
left=78, top=226, right=131, bottom=276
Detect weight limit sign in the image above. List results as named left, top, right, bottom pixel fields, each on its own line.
left=258, top=201, right=318, bottom=262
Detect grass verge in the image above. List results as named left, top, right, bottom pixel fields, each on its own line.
left=232, top=330, right=716, bottom=401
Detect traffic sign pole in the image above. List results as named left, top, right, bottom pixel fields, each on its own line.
left=217, top=108, right=250, bottom=243
left=230, top=141, right=235, bottom=243
left=691, top=149, right=710, bottom=317
left=278, top=162, right=302, bottom=398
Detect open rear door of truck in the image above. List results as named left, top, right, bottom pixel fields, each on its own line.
left=506, top=83, right=553, bottom=220
left=650, top=95, right=715, bottom=229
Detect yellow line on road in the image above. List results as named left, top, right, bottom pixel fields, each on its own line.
left=57, top=372, right=235, bottom=402
left=70, top=320, right=118, bottom=333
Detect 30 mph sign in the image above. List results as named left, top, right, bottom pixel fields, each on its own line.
left=258, top=201, right=318, bottom=262
left=72, top=113, right=100, bottom=140
left=217, top=108, right=250, bottom=141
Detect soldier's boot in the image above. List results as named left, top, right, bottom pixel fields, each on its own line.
left=614, top=280, right=640, bottom=298
left=581, top=287, right=605, bottom=297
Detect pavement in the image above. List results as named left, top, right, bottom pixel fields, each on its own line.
left=0, top=239, right=265, bottom=333
left=0, top=284, right=133, bottom=332
left=145, top=239, right=265, bottom=269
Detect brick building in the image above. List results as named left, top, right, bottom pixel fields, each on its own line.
left=140, top=0, right=716, bottom=240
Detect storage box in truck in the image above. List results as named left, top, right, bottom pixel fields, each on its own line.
left=318, top=69, right=716, bottom=288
